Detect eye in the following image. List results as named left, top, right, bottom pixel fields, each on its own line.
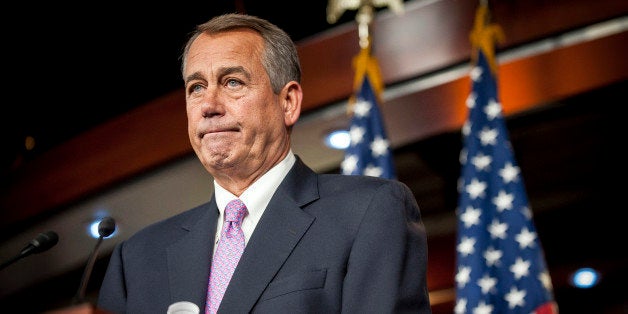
left=226, top=78, right=243, bottom=89
left=187, top=83, right=204, bottom=95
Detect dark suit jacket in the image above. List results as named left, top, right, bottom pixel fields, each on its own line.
left=97, top=157, right=431, bottom=313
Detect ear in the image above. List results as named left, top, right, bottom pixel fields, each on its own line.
left=280, top=81, right=302, bottom=127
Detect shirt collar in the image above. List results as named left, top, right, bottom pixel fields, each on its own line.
left=214, top=150, right=296, bottom=216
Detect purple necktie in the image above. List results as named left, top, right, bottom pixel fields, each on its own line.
left=206, top=199, right=247, bottom=314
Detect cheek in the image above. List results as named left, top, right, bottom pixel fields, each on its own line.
left=186, top=108, right=201, bottom=140
left=250, top=109, right=278, bottom=131
left=186, top=100, right=202, bottom=117
left=255, top=100, right=281, bottom=121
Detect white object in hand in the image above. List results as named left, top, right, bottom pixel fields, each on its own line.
left=167, top=301, right=200, bottom=314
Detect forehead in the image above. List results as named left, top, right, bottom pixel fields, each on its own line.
left=185, top=29, right=264, bottom=72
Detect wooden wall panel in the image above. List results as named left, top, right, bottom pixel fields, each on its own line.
left=1, top=0, right=626, bottom=231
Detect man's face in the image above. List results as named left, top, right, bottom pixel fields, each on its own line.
left=183, top=30, right=292, bottom=185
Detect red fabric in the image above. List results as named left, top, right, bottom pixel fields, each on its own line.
left=535, top=301, right=559, bottom=314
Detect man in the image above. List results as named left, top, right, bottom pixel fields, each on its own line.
left=98, top=13, right=431, bottom=313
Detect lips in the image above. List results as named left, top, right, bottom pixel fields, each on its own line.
left=199, top=127, right=239, bottom=139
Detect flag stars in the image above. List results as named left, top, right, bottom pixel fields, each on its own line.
left=478, top=126, right=498, bottom=146
left=459, top=148, right=468, bottom=165
left=363, top=164, right=383, bottom=177
left=460, top=206, right=481, bottom=228
left=492, top=190, right=514, bottom=212
left=539, top=271, right=554, bottom=291
left=521, top=206, right=533, bottom=220
left=370, top=136, right=390, bottom=157
left=457, top=44, right=555, bottom=311
left=484, top=99, right=502, bottom=120
left=471, top=152, right=492, bottom=171
left=472, top=300, right=494, bottom=314
left=457, top=177, right=464, bottom=193
left=499, top=162, right=520, bottom=183
left=341, top=154, right=358, bottom=174
left=466, top=178, right=487, bottom=199
left=510, top=257, right=531, bottom=280
left=488, top=218, right=508, bottom=240
left=352, top=100, right=372, bottom=118
left=483, top=246, right=503, bottom=266
left=456, top=266, right=472, bottom=288
left=466, top=92, right=477, bottom=109
left=515, top=227, right=537, bottom=249
left=457, top=236, right=476, bottom=257
left=462, top=121, right=472, bottom=139
left=477, top=274, right=497, bottom=294
left=349, top=125, right=365, bottom=146
left=454, top=298, right=467, bottom=314
left=343, top=95, right=395, bottom=180
left=470, top=66, right=483, bottom=82
left=504, top=286, right=526, bottom=309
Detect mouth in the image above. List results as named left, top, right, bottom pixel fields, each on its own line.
left=199, top=127, right=239, bottom=139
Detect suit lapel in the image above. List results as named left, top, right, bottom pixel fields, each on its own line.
left=218, top=158, right=319, bottom=313
left=167, top=201, right=219, bottom=307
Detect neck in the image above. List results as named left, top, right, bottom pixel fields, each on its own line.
left=213, top=149, right=290, bottom=196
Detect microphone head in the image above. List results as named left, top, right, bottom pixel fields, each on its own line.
left=29, top=231, right=59, bottom=254
left=98, top=217, right=116, bottom=238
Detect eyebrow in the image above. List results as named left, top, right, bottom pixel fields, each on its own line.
left=219, top=66, right=251, bottom=81
left=184, top=66, right=252, bottom=86
left=184, top=72, right=205, bottom=86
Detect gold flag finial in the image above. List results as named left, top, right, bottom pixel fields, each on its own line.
left=469, top=2, right=505, bottom=74
left=327, top=0, right=404, bottom=48
left=328, top=0, right=400, bottom=115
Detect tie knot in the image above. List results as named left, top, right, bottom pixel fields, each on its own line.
left=225, top=199, right=247, bottom=224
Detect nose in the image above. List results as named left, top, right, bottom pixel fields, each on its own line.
left=200, top=88, right=225, bottom=118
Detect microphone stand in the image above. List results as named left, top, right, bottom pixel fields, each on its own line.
left=72, top=235, right=105, bottom=305
left=72, top=217, right=116, bottom=305
left=0, top=254, right=24, bottom=271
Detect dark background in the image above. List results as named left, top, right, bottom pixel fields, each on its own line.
left=1, top=0, right=359, bottom=175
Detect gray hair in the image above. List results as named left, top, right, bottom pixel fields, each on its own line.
left=180, top=13, right=302, bottom=94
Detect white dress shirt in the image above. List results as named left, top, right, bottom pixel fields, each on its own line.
left=212, top=150, right=296, bottom=250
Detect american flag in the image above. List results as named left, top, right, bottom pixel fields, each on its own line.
left=454, top=29, right=558, bottom=314
left=340, top=48, right=396, bottom=179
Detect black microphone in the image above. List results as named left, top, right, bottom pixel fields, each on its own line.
left=73, top=217, right=116, bottom=304
left=0, top=231, right=59, bottom=271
